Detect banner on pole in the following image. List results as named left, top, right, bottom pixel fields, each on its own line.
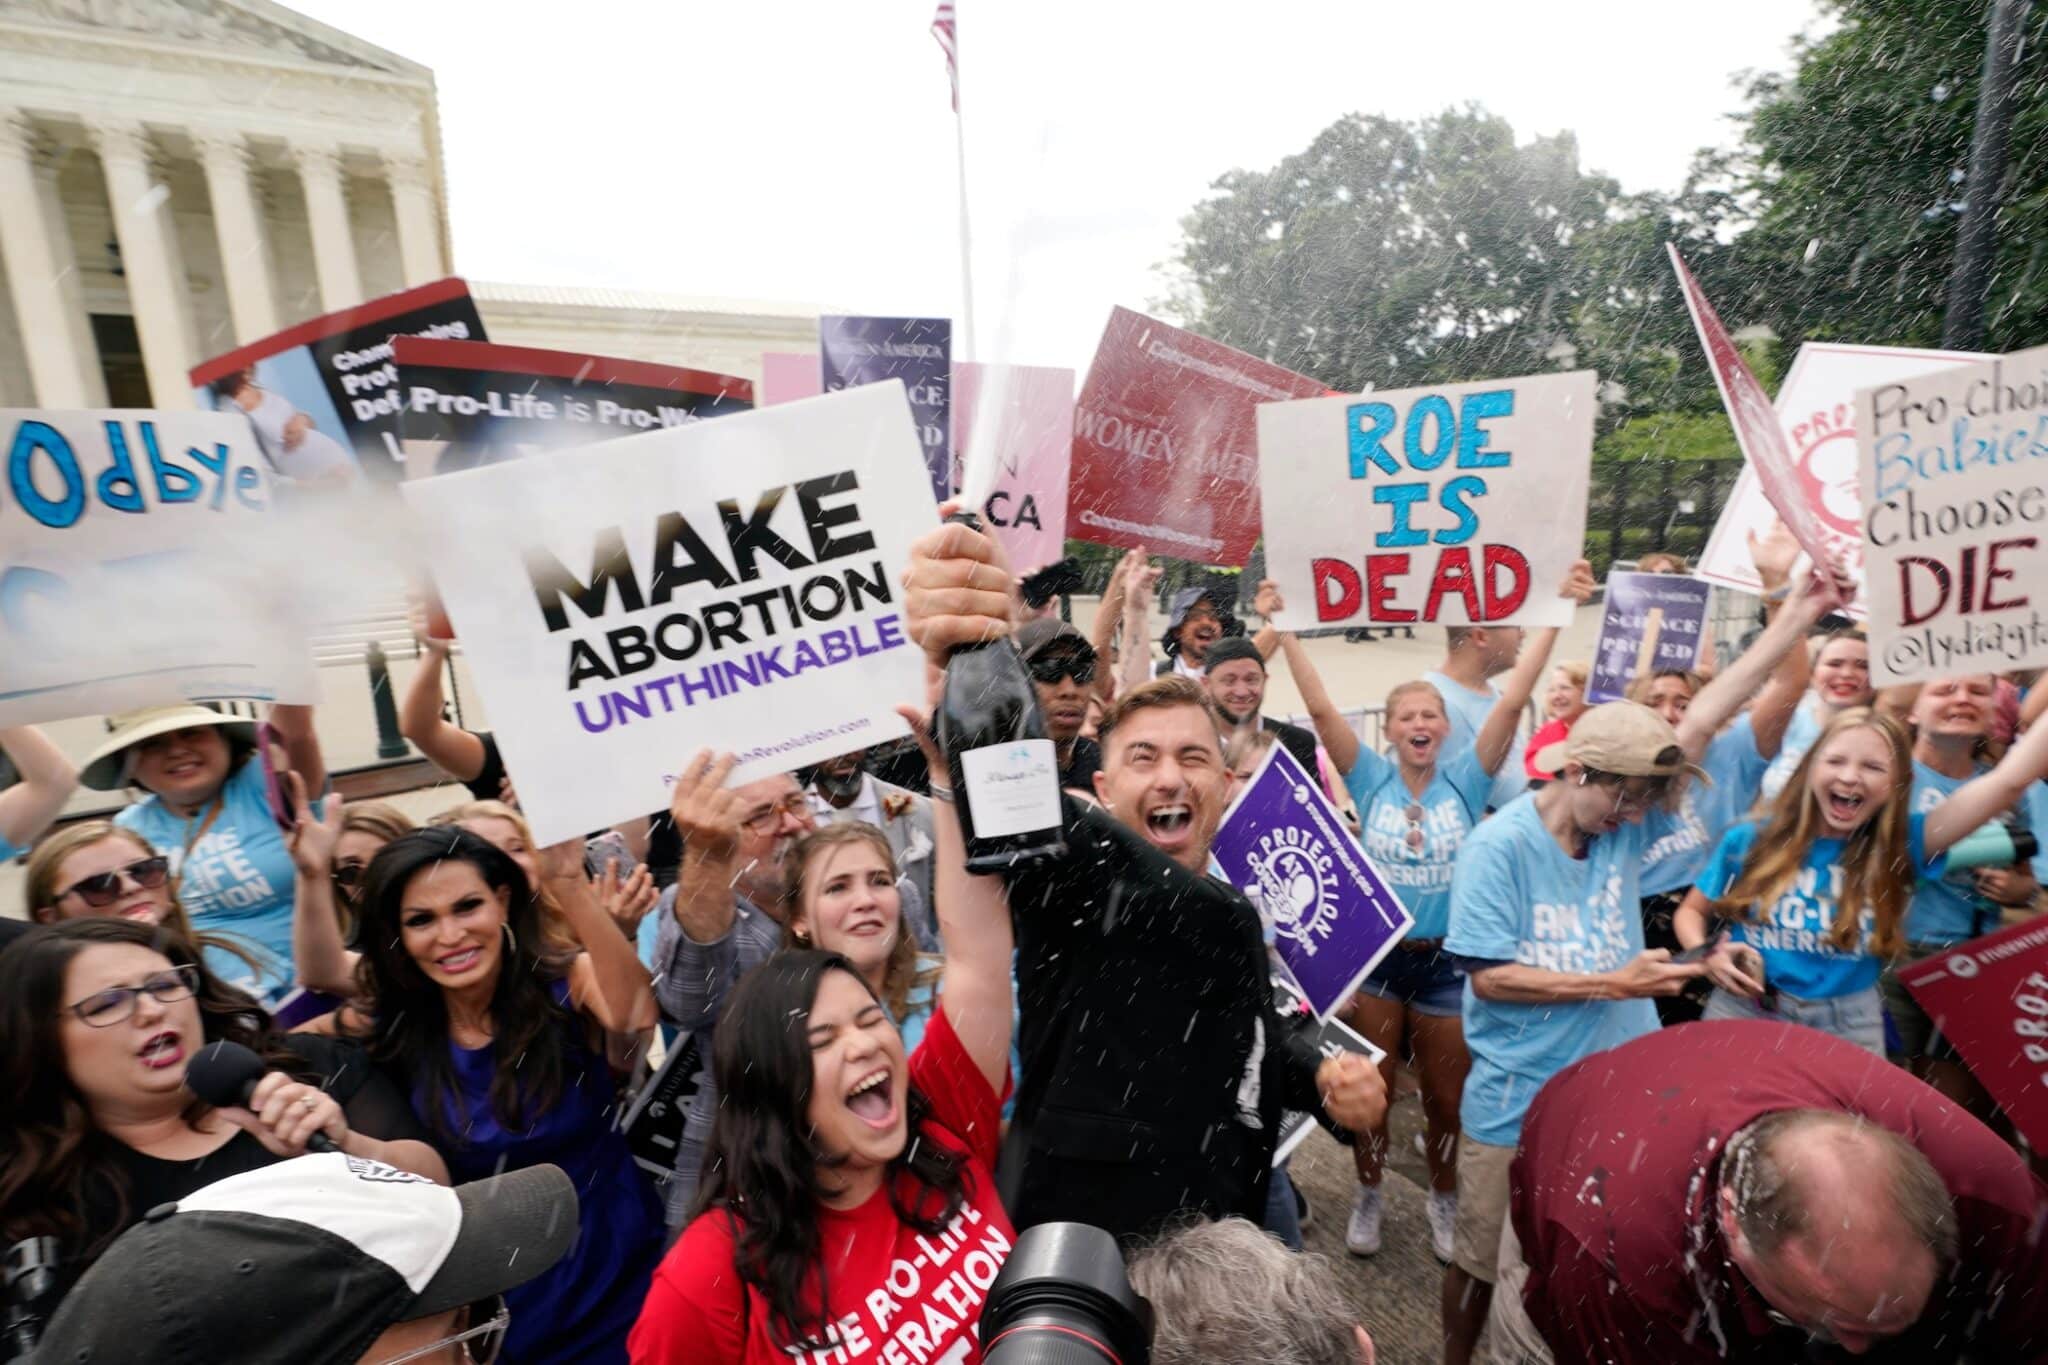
left=1898, top=916, right=2048, bottom=1155
left=760, top=351, right=824, bottom=407
left=1589, top=572, right=1712, bottom=703
left=1210, top=743, right=1414, bottom=1018
left=1257, top=370, right=1594, bottom=630
left=821, top=317, right=951, bottom=501
left=189, top=278, right=486, bottom=486
left=401, top=383, right=939, bottom=844
left=1697, top=342, right=1990, bottom=613
left=1068, top=307, right=1327, bottom=567
left=1857, top=344, right=2048, bottom=685
left=951, top=361, right=1073, bottom=573
left=0, top=410, right=317, bottom=725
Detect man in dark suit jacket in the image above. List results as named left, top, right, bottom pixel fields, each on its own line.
left=1202, top=635, right=1320, bottom=777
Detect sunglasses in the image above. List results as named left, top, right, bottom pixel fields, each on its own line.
left=332, top=860, right=368, bottom=898
left=1403, top=802, right=1427, bottom=855
left=64, top=964, right=199, bottom=1027
left=60, top=856, right=171, bottom=907
left=375, top=1296, right=510, bottom=1364
left=1028, top=655, right=1096, bottom=686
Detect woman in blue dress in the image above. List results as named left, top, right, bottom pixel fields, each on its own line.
left=350, top=824, right=662, bottom=1364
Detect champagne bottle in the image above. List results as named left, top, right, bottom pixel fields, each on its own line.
left=935, top=513, right=1068, bottom=872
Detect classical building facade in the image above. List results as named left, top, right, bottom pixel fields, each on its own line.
left=0, top=0, right=816, bottom=412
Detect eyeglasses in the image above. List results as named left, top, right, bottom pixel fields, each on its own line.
left=1028, top=655, right=1096, bottom=687
left=1402, top=802, right=1426, bottom=856
left=59, top=856, right=170, bottom=907
left=332, top=859, right=367, bottom=900
left=375, top=1297, right=510, bottom=1365
left=741, top=793, right=812, bottom=836
left=64, top=964, right=199, bottom=1027
left=1579, top=770, right=1672, bottom=813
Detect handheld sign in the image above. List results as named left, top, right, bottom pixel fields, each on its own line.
left=0, top=410, right=318, bottom=726
left=1856, top=343, right=2048, bottom=686
left=400, top=382, right=940, bottom=845
left=1269, top=961, right=1384, bottom=1167
left=1068, top=306, right=1328, bottom=567
left=618, top=1032, right=705, bottom=1183
left=760, top=351, right=824, bottom=407
left=1589, top=572, right=1711, bottom=702
left=1257, top=370, right=1594, bottom=630
left=821, top=317, right=952, bottom=502
left=1210, top=742, right=1414, bottom=1018
left=951, top=361, right=1074, bottom=574
left=1898, top=917, right=2048, bottom=1155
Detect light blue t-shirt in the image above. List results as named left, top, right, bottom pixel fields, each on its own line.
left=117, top=758, right=299, bottom=1002
left=1697, top=814, right=1939, bottom=999
left=1444, top=796, right=1659, bottom=1146
left=1906, top=762, right=1993, bottom=946
left=1344, top=740, right=1491, bottom=940
left=0, top=835, right=19, bottom=863
left=2031, top=782, right=2048, bottom=885
left=1423, top=669, right=1528, bottom=810
left=1639, top=717, right=1773, bottom=896
left=1758, top=699, right=1825, bottom=801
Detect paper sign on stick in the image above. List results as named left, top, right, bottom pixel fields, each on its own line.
left=951, top=362, right=1073, bottom=573
left=1068, top=307, right=1328, bottom=567
left=0, top=410, right=318, bottom=725
left=401, top=383, right=939, bottom=845
left=190, top=278, right=486, bottom=485
left=761, top=351, right=824, bottom=407
left=1589, top=572, right=1711, bottom=702
left=1268, top=960, right=1385, bottom=1167
left=1898, top=917, right=2048, bottom=1154
left=821, top=317, right=951, bottom=501
left=1856, top=344, right=2048, bottom=685
left=1697, top=342, right=1990, bottom=613
left=1210, top=743, right=1414, bottom=1018
left=1257, top=370, right=1595, bottom=630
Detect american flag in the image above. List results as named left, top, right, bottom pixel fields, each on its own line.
left=930, top=0, right=958, bottom=111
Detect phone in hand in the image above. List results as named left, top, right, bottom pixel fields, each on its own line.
left=257, top=721, right=294, bottom=833
left=1672, top=931, right=1725, bottom=966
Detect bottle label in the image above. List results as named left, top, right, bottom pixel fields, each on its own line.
left=959, top=739, right=1061, bottom=838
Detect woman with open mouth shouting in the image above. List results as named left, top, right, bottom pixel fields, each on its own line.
left=1675, top=693, right=2048, bottom=1057
left=630, top=692, right=1015, bottom=1365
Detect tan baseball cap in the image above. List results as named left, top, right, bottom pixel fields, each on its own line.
left=1532, top=701, right=1710, bottom=784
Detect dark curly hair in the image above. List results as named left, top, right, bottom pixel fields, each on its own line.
left=693, top=950, right=967, bottom=1353
left=0, top=919, right=316, bottom=1258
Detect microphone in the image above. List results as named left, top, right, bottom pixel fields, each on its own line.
left=184, top=1040, right=340, bottom=1154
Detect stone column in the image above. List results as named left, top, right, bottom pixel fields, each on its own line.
left=90, top=118, right=196, bottom=409
left=293, top=140, right=362, bottom=311
left=194, top=129, right=280, bottom=343
left=383, top=153, right=443, bottom=286
left=0, top=110, right=99, bottom=406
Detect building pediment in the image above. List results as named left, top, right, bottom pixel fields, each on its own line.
left=0, top=0, right=426, bottom=77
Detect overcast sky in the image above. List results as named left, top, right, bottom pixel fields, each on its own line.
left=295, top=0, right=1825, bottom=377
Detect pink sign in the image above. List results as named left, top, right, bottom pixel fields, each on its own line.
left=952, top=362, right=1075, bottom=574
left=759, top=351, right=823, bottom=406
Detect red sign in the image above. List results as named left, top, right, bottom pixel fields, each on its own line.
left=1899, top=916, right=2048, bottom=1152
left=1067, top=307, right=1328, bottom=566
left=1666, top=246, right=1839, bottom=576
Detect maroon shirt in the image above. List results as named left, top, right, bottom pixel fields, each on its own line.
left=1511, top=1020, right=2048, bottom=1363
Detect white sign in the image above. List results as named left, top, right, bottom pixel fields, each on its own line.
left=1857, top=345, right=2048, bottom=686
left=402, top=382, right=940, bottom=844
left=1697, top=343, right=1990, bottom=614
left=0, top=410, right=317, bottom=725
left=1256, top=371, right=1594, bottom=630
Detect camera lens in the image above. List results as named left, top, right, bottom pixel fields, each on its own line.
left=980, top=1223, right=1151, bottom=1365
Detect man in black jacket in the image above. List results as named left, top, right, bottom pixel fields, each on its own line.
left=1202, top=634, right=1320, bottom=778
left=904, top=517, right=1385, bottom=1242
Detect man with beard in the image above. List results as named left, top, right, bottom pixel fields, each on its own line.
left=806, top=748, right=937, bottom=948
left=1156, top=585, right=1234, bottom=680
left=1016, top=616, right=1105, bottom=796
left=902, top=513, right=1386, bottom=1242
left=1203, top=633, right=1319, bottom=780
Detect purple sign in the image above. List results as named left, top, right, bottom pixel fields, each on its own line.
left=1590, top=571, right=1712, bottom=703
left=821, top=315, right=952, bottom=500
left=1211, top=744, right=1414, bottom=1018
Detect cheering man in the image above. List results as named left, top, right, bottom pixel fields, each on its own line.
left=1015, top=616, right=1105, bottom=795
left=1202, top=580, right=1318, bottom=778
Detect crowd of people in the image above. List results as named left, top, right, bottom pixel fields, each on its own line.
left=1, top=502, right=2045, bottom=1364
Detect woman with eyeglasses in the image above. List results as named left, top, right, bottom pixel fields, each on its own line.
left=1275, top=564, right=1592, bottom=1263
left=0, top=918, right=446, bottom=1312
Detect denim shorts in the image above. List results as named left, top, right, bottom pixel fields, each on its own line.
left=1702, top=983, right=1885, bottom=1056
left=1356, top=944, right=1465, bottom=1017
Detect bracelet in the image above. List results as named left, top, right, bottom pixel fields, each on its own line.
left=1762, top=582, right=1793, bottom=603
left=927, top=782, right=955, bottom=803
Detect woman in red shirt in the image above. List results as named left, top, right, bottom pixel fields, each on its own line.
left=630, top=711, right=1014, bottom=1365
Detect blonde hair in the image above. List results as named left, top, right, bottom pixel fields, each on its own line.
left=1554, top=660, right=1589, bottom=689
left=781, top=822, right=936, bottom=1024
left=1225, top=728, right=1276, bottom=773
left=1710, top=708, right=1913, bottom=956
left=1383, top=679, right=1447, bottom=715
left=341, top=801, right=414, bottom=847
left=1636, top=553, right=1690, bottom=575
left=25, top=823, right=197, bottom=939
left=426, top=800, right=578, bottom=954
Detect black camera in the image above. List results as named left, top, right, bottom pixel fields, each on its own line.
left=980, top=1223, right=1151, bottom=1364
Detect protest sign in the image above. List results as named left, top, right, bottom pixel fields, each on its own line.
left=1588, top=572, right=1712, bottom=702
left=189, top=277, right=486, bottom=485
left=1210, top=742, right=1413, bottom=1018
left=821, top=317, right=951, bottom=500
left=1257, top=370, right=1595, bottom=630
left=1068, top=307, right=1328, bottom=567
left=1269, top=961, right=1384, bottom=1167
left=401, top=382, right=939, bottom=845
left=392, top=338, right=751, bottom=478
left=618, top=1031, right=704, bottom=1183
left=0, top=410, right=317, bottom=725
left=951, top=361, right=1073, bottom=573
left=1898, top=916, right=2048, bottom=1154
left=1697, top=342, right=1990, bottom=613
left=1856, top=344, right=2048, bottom=685
left=760, top=351, right=824, bottom=407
